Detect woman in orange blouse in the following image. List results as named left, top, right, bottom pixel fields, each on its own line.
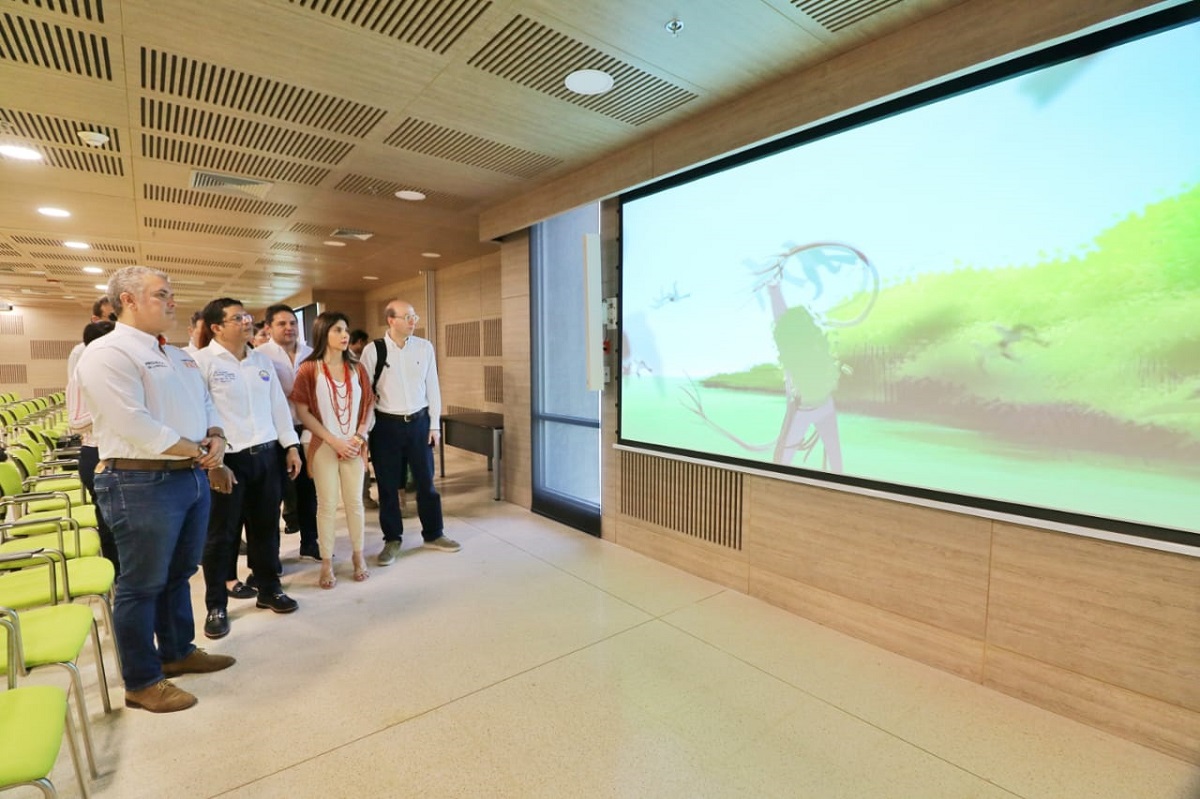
left=289, top=311, right=375, bottom=588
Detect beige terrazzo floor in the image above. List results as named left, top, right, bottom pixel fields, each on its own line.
left=21, top=451, right=1200, bottom=799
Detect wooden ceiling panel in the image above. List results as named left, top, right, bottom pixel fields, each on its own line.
left=0, top=0, right=970, bottom=306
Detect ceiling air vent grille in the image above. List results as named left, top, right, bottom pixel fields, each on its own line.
left=789, top=0, right=906, bottom=32
left=289, top=223, right=330, bottom=236
left=187, top=170, right=276, bottom=200
left=144, top=254, right=243, bottom=271
left=140, top=98, right=354, bottom=165
left=468, top=15, right=696, bottom=126
left=0, top=243, right=23, bottom=257
left=143, top=218, right=275, bottom=240
left=144, top=136, right=329, bottom=186
left=145, top=183, right=295, bottom=217
left=0, top=108, right=120, bottom=151
left=15, top=0, right=106, bottom=23
left=288, top=0, right=491, bottom=55
left=330, top=228, right=373, bottom=241
left=42, top=145, right=124, bottom=175
left=140, top=47, right=386, bottom=137
left=0, top=12, right=112, bottom=79
left=383, top=117, right=559, bottom=179
left=29, top=252, right=135, bottom=264
left=12, top=237, right=132, bottom=253
left=333, top=174, right=465, bottom=207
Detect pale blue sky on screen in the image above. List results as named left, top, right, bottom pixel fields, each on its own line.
left=621, top=21, right=1200, bottom=378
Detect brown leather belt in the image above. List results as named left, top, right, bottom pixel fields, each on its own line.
left=106, top=458, right=198, bottom=471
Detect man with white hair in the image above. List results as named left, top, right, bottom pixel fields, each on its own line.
left=78, top=266, right=235, bottom=713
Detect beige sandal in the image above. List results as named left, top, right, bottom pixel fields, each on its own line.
left=319, top=561, right=336, bottom=589
left=352, top=552, right=369, bottom=582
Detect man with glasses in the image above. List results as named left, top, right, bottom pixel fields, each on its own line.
left=360, top=299, right=460, bottom=566
left=194, top=298, right=303, bottom=639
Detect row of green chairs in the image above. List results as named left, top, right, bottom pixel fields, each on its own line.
left=1, top=550, right=96, bottom=797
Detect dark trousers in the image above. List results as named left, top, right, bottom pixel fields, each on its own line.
left=203, top=445, right=284, bottom=610
left=282, top=425, right=318, bottom=551
left=77, top=445, right=119, bottom=576
left=369, top=409, right=442, bottom=543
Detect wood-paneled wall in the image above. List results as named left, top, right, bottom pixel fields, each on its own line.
left=0, top=305, right=94, bottom=396
left=490, top=0, right=1196, bottom=765
left=429, top=254, right=503, bottom=418
left=499, top=232, right=532, bottom=509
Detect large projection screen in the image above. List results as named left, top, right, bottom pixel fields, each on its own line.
left=618, top=7, right=1200, bottom=548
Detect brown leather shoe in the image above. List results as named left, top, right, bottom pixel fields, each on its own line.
left=124, top=679, right=197, bottom=713
left=162, top=647, right=237, bottom=677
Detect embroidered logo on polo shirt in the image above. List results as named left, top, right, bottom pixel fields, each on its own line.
left=258, top=369, right=271, bottom=382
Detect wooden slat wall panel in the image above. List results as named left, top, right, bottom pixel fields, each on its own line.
left=483, top=365, right=503, bottom=403
left=619, top=451, right=742, bottom=550
left=0, top=364, right=28, bottom=383
left=29, top=340, right=75, bottom=359
left=444, top=321, right=481, bottom=357
left=482, top=317, right=502, bottom=356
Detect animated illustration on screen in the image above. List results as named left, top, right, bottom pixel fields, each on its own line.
left=618, top=17, right=1200, bottom=537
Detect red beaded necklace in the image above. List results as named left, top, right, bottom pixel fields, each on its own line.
left=321, top=359, right=353, bottom=431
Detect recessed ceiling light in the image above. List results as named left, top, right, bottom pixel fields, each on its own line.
left=362, top=275, right=379, bottom=281
left=63, top=295, right=76, bottom=299
left=82, top=266, right=104, bottom=274
left=421, top=252, right=441, bottom=258
left=93, top=283, right=107, bottom=290
left=38, top=207, right=70, bottom=218
left=394, top=190, right=426, bottom=201
left=0, top=144, right=42, bottom=161
left=564, top=69, right=614, bottom=95
left=64, top=241, right=90, bottom=249
left=259, top=285, right=272, bottom=289
left=323, top=240, right=346, bottom=247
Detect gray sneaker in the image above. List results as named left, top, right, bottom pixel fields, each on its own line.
left=424, top=536, right=461, bottom=553
left=377, top=540, right=402, bottom=566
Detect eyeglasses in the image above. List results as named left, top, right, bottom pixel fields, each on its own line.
left=221, top=312, right=253, bottom=324
left=399, top=313, right=419, bottom=322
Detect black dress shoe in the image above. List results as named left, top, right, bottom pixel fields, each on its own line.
left=203, top=608, right=230, bottom=639
left=256, top=591, right=299, bottom=614
left=227, top=581, right=256, bottom=600
left=283, top=524, right=299, bottom=535
left=298, top=547, right=322, bottom=562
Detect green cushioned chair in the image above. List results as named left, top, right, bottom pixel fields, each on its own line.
left=0, top=605, right=105, bottom=783
left=0, top=682, right=90, bottom=798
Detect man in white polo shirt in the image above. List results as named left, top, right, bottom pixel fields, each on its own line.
left=78, top=266, right=234, bottom=713
left=257, top=304, right=319, bottom=560
left=360, top=298, right=460, bottom=566
left=194, top=298, right=303, bottom=640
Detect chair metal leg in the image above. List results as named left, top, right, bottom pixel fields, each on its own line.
left=61, top=662, right=99, bottom=779
left=63, top=702, right=91, bottom=799
left=29, top=778, right=58, bottom=798
left=89, top=618, right=112, bottom=713
left=99, top=591, right=122, bottom=677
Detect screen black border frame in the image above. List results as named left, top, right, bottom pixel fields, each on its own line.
left=616, top=4, right=1200, bottom=550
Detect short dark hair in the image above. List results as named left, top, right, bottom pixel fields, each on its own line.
left=265, top=303, right=296, bottom=326
left=91, top=295, right=111, bottom=318
left=82, top=320, right=115, bottom=345
left=199, top=297, right=243, bottom=349
left=349, top=329, right=369, bottom=345
left=190, top=310, right=204, bottom=325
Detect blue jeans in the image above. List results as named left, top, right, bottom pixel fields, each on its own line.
left=369, top=409, right=442, bottom=543
left=94, top=466, right=210, bottom=691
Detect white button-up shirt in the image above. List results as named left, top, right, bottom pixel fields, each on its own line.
left=359, top=333, right=442, bottom=429
left=194, top=341, right=299, bottom=453
left=256, top=339, right=313, bottom=425
left=77, top=322, right=222, bottom=460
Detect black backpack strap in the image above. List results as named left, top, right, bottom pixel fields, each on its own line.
left=371, top=338, right=387, bottom=396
